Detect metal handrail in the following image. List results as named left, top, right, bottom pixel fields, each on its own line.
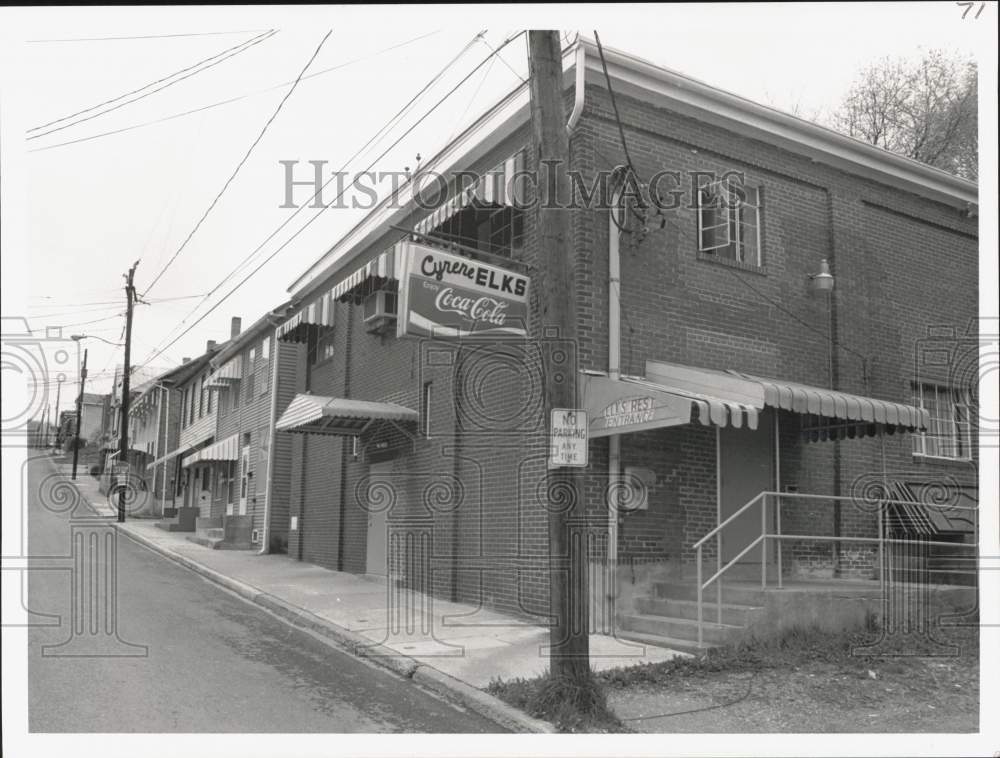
left=694, top=489, right=978, bottom=646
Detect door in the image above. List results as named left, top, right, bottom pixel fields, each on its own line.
left=197, top=466, right=212, bottom=516
left=365, top=462, right=391, bottom=576
left=238, top=447, right=250, bottom=516
left=718, top=408, right=775, bottom=568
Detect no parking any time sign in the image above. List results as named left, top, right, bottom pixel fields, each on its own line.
left=548, top=409, right=588, bottom=468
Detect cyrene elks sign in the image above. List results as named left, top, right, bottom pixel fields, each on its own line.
left=396, top=242, right=530, bottom=339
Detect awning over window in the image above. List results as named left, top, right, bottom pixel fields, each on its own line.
left=281, top=149, right=528, bottom=326
left=581, top=360, right=929, bottom=439
left=145, top=445, right=188, bottom=471
left=276, top=290, right=336, bottom=344
left=205, top=356, right=242, bottom=387
left=181, top=434, right=240, bottom=468
left=413, top=149, right=526, bottom=237
left=729, top=371, right=930, bottom=430
left=330, top=243, right=402, bottom=302
left=276, top=393, right=417, bottom=436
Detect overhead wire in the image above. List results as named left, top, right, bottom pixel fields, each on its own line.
left=138, top=30, right=526, bottom=370
left=28, top=29, right=442, bottom=154
left=141, top=29, right=333, bottom=297
left=138, top=30, right=487, bottom=362
left=28, top=29, right=273, bottom=44
left=28, top=30, right=278, bottom=140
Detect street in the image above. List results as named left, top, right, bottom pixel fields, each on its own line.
left=25, top=456, right=505, bottom=733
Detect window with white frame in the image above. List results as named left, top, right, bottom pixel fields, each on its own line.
left=422, top=381, right=433, bottom=438
left=697, top=176, right=762, bottom=266
left=912, top=382, right=973, bottom=460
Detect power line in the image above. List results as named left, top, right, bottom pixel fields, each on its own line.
left=141, top=29, right=333, bottom=297
left=140, top=31, right=486, bottom=359
left=28, top=30, right=277, bottom=141
left=28, top=30, right=442, bottom=154
left=27, top=29, right=273, bottom=44
left=594, top=31, right=637, bottom=177
left=139, top=31, right=526, bottom=369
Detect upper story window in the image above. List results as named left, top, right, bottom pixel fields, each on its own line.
left=697, top=177, right=762, bottom=267
left=310, top=328, right=336, bottom=366
left=912, top=382, right=973, bottom=460
left=198, top=374, right=206, bottom=418
left=245, top=348, right=256, bottom=401
left=427, top=203, right=524, bottom=259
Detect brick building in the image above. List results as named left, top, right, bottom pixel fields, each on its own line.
left=268, top=38, right=977, bottom=644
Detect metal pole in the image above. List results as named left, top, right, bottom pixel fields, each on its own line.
left=761, top=493, right=767, bottom=589
left=71, top=349, right=88, bottom=479
left=696, top=546, right=703, bottom=647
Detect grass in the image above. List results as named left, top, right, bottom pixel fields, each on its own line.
left=488, top=617, right=980, bottom=733
left=487, top=669, right=630, bottom=733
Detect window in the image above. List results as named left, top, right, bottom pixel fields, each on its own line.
left=422, top=381, right=433, bottom=438
left=311, top=328, right=336, bottom=366
left=245, top=349, right=256, bottom=401
left=259, top=340, right=270, bottom=397
left=198, top=375, right=206, bottom=418
left=262, top=337, right=270, bottom=361
left=697, top=177, right=761, bottom=266
left=912, top=383, right=973, bottom=460
left=232, top=379, right=241, bottom=410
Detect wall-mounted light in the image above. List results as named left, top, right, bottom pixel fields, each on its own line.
left=809, top=258, right=835, bottom=293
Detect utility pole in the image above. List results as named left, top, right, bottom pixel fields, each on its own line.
left=117, top=261, right=139, bottom=523
left=71, top=347, right=88, bottom=480
left=528, top=30, right=590, bottom=682
left=53, top=377, right=64, bottom=447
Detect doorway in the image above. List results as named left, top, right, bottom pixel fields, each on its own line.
left=718, top=408, right=776, bottom=571
left=365, top=461, right=391, bottom=576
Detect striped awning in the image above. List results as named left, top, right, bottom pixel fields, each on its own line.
left=413, top=149, right=526, bottom=237
left=276, top=393, right=417, bottom=436
left=276, top=289, right=336, bottom=343
left=145, top=445, right=188, bottom=471
left=302, top=149, right=528, bottom=308
left=619, top=360, right=930, bottom=437
left=205, top=356, right=242, bottom=387
left=330, top=243, right=402, bottom=302
left=733, top=372, right=930, bottom=430
left=181, top=434, right=240, bottom=468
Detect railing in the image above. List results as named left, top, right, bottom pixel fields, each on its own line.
left=692, top=491, right=979, bottom=647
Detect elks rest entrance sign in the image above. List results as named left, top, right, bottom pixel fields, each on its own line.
left=396, top=242, right=530, bottom=339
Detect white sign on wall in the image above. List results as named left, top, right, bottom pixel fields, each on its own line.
left=549, top=409, right=588, bottom=468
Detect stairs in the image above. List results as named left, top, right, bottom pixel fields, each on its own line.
left=185, top=515, right=252, bottom=551
left=618, top=580, right=765, bottom=652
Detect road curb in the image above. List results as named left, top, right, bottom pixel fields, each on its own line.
left=114, top=523, right=553, bottom=734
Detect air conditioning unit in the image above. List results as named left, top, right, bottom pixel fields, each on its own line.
left=363, top=290, right=397, bottom=333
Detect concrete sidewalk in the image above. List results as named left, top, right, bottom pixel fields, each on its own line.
left=46, top=457, right=685, bottom=729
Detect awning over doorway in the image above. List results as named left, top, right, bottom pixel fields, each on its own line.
left=581, top=360, right=929, bottom=439
left=205, top=356, right=242, bottom=387
left=276, top=394, right=418, bottom=436
left=181, top=434, right=240, bottom=468
left=144, top=446, right=188, bottom=471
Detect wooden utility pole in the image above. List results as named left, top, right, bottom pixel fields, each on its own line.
left=117, top=261, right=139, bottom=523
left=71, top=347, right=88, bottom=480
left=528, top=30, right=590, bottom=682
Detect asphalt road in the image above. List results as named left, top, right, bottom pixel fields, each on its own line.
left=25, top=456, right=505, bottom=733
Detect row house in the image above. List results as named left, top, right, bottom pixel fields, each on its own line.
left=152, top=312, right=300, bottom=552
left=257, top=37, right=978, bottom=649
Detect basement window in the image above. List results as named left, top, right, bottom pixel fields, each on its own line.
left=697, top=177, right=762, bottom=267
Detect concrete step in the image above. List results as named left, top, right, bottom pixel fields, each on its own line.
left=185, top=534, right=224, bottom=550
left=636, top=596, right=762, bottom=627
left=619, top=613, right=742, bottom=646
left=613, top=629, right=711, bottom=656
left=653, top=580, right=766, bottom=606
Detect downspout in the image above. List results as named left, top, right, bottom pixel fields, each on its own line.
left=258, top=325, right=282, bottom=555
left=565, top=37, right=586, bottom=136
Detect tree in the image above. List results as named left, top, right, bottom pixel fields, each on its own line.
left=831, top=49, right=978, bottom=180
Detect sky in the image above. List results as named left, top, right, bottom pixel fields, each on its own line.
left=1, top=3, right=996, bottom=419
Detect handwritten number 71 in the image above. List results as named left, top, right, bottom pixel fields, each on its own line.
left=957, top=2, right=985, bottom=19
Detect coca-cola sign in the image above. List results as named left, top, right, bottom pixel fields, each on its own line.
left=396, top=242, right=530, bottom=339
